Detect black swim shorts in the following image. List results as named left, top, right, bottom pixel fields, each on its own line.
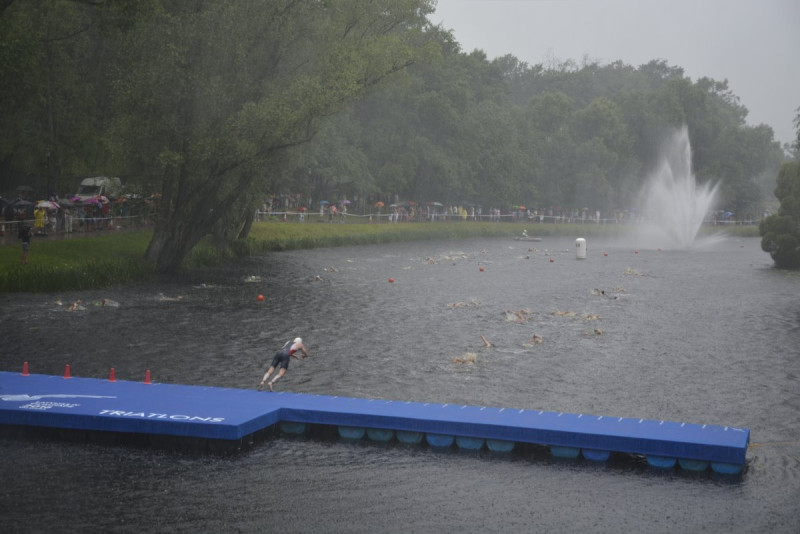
left=270, top=350, right=291, bottom=370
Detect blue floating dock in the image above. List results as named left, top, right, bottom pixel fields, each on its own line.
left=0, top=372, right=749, bottom=473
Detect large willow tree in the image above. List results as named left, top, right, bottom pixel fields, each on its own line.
left=106, top=0, right=434, bottom=272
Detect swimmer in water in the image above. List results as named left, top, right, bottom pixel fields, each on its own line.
left=258, top=337, right=309, bottom=391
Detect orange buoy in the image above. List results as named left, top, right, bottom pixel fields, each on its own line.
left=257, top=294, right=265, bottom=301
left=479, top=266, right=484, bottom=272
left=549, top=257, right=555, bottom=263
left=603, top=252, right=608, bottom=257
left=388, top=277, right=395, bottom=283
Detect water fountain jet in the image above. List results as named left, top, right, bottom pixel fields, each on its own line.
left=635, top=126, right=719, bottom=249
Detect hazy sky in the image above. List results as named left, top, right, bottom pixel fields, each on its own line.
left=432, top=0, right=799, bottom=146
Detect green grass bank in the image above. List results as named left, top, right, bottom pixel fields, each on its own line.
left=0, top=221, right=758, bottom=293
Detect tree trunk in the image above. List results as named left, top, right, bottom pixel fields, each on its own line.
left=238, top=206, right=255, bottom=240
left=145, top=171, right=249, bottom=272
left=145, top=214, right=212, bottom=273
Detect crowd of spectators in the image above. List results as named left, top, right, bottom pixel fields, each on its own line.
left=1, top=192, right=159, bottom=241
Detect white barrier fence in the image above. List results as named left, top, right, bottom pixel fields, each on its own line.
left=257, top=210, right=759, bottom=226
left=1, top=211, right=758, bottom=243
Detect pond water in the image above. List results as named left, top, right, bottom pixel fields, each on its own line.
left=1, top=236, right=798, bottom=533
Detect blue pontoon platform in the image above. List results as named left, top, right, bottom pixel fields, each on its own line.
left=0, top=371, right=749, bottom=474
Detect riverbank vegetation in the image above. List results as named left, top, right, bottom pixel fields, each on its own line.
left=760, top=161, right=800, bottom=269
left=1, top=1, right=787, bottom=273
left=0, top=221, right=759, bottom=293
left=0, top=231, right=154, bottom=293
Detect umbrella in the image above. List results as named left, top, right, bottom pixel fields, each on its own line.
left=96, top=195, right=109, bottom=203
left=374, top=201, right=384, bottom=208
left=16, top=185, right=34, bottom=192
left=428, top=201, right=443, bottom=207
left=36, top=200, right=60, bottom=209
left=319, top=200, right=329, bottom=205
left=298, top=206, right=307, bottom=212
left=12, top=199, right=33, bottom=207
left=339, top=199, right=351, bottom=205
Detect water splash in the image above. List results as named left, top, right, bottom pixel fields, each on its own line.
left=636, top=126, right=719, bottom=249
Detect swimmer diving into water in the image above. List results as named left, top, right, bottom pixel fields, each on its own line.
left=258, top=337, right=309, bottom=391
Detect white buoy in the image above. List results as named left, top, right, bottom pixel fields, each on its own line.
left=575, top=238, right=587, bottom=259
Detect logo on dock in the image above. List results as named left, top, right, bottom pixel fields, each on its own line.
left=1, top=393, right=117, bottom=411
left=1, top=394, right=116, bottom=402
left=98, top=409, right=225, bottom=423
left=1, top=394, right=224, bottom=422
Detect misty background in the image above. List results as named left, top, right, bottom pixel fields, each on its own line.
left=433, top=0, right=800, bottom=147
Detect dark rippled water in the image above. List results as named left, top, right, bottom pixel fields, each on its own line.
left=1, top=236, right=799, bottom=533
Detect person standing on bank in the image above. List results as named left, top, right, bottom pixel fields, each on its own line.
left=259, top=337, right=309, bottom=391
left=18, top=224, right=32, bottom=265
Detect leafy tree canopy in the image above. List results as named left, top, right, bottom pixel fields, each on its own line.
left=106, top=0, right=437, bottom=272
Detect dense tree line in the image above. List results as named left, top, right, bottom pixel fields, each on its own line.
left=0, top=0, right=791, bottom=272
left=289, top=51, right=787, bottom=219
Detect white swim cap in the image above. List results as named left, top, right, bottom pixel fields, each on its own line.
left=294, top=337, right=302, bottom=344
